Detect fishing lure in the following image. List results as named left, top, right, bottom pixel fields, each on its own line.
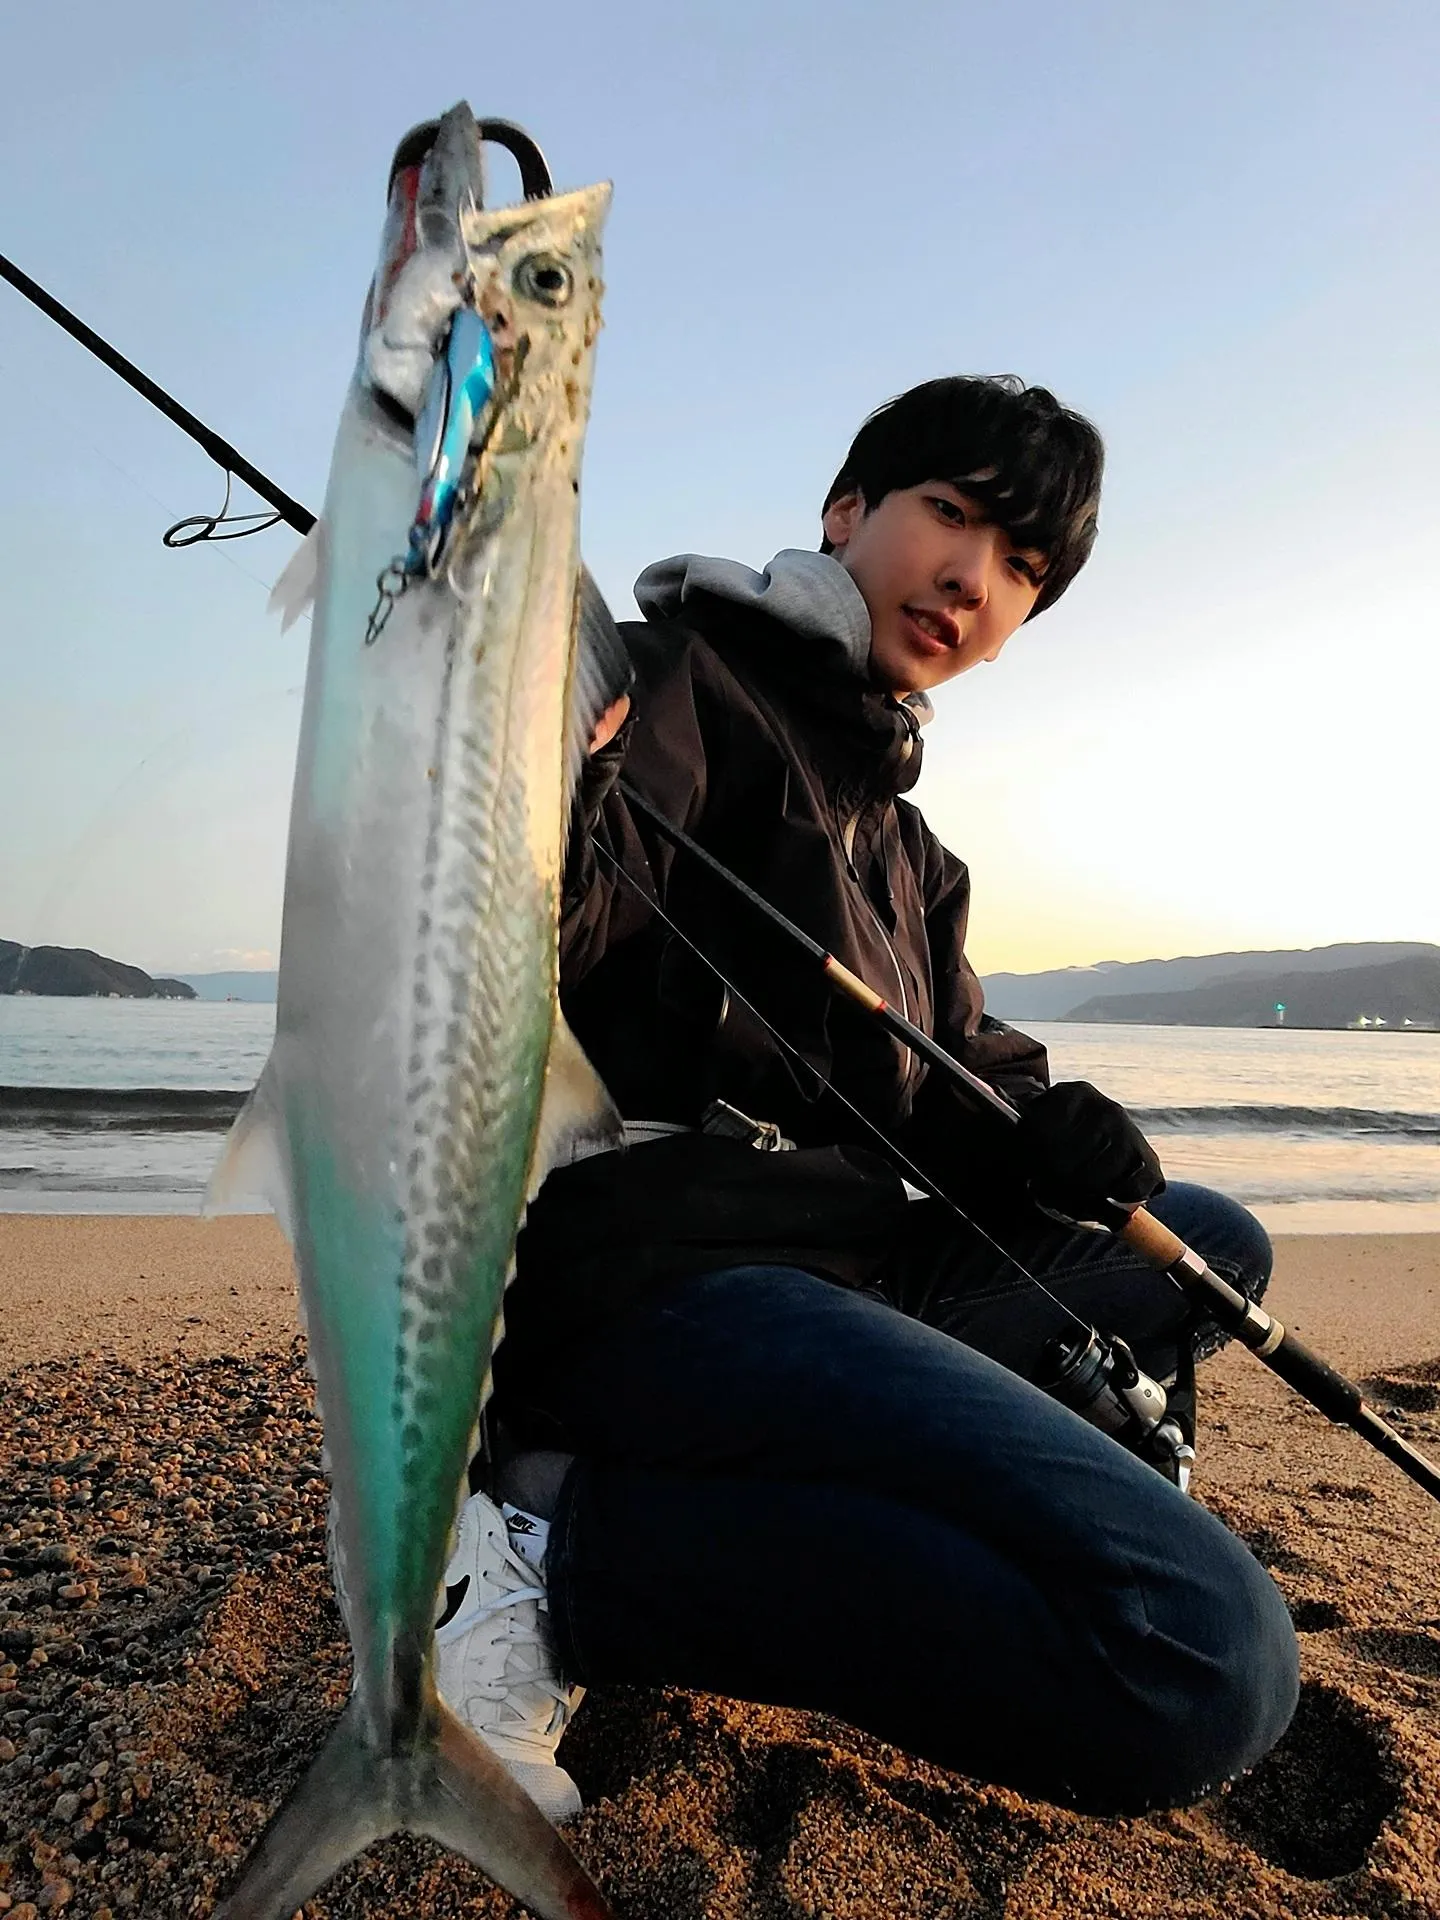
left=366, top=299, right=498, bottom=643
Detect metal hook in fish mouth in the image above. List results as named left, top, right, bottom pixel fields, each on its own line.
left=475, top=119, right=554, bottom=201
left=386, top=115, right=555, bottom=206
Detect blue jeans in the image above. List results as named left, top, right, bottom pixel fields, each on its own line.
left=501, top=1182, right=1298, bottom=1814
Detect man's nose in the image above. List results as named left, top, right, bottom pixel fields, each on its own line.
left=939, top=558, right=989, bottom=608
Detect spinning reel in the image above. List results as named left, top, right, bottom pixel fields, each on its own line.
left=1039, top=1327, right=1197, bottom=1493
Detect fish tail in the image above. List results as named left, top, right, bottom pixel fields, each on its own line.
left=416, top=1702, right=615, bottom=1918
left=211, top=1698, right=389, bottom=1918
left=214, top=1695, right=613, bottom=1920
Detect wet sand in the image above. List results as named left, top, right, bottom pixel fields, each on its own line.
left=1, top=1217, right=1438, bottom=1917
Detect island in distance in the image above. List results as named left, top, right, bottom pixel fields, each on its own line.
left=7, top=938, right=1439, bottom=1029
left=984, top=942, right=1440, bottom=1030
left=0, top=940, right=195, bottom=999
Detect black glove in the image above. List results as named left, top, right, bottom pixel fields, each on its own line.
left=1014, top=1080, right=1164, bottom=1231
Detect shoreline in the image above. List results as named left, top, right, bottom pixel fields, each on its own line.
left=5, top=1193, right=1440, bottom=1233
left=1, top=1211, right=1438, bottom=1375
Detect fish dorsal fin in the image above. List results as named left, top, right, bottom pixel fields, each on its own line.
left=205, top=1059, right=296, bottom=1244
left=563, top=568, right=634, bottom=811
left=269, top=520, right=327, bottom=632
left=527, top=1012, right=622, bottom=1204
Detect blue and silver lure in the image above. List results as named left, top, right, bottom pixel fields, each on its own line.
left=366, top=300, right=497, bottom=644
left=408, top=301, right=497, bottom=576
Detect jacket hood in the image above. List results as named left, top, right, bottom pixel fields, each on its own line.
left=635, top=550, right=872, bottom=675
left=634, top=549, right=933, bottom=727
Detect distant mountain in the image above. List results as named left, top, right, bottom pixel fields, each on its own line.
left=177, top=971, right=279, bottom=1003
left=982, top=942, right=1440, bottom=1021
left=0, top=940, right=196, bottom=999
left=1064, top=955, right=1440, bottom=1029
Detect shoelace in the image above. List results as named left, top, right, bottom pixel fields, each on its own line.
left=451, top=1529, right=573, bottom=1733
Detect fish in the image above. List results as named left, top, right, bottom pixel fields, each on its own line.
left=207, top=103, right=621, bottom=1920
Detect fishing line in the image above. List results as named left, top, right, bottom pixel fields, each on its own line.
left=0, top=248, right=314, bottom=539
left=0, top=349, right=293, bottom=601
left=590, top=835, right=1097, bottom=1340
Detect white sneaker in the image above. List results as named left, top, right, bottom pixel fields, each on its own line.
left=433, top=1491, right=584, bottom=1823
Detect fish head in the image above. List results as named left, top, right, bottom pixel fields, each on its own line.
left=449, top=183, right=611, bottom=518
left=355, top=103, right=609, bottom=582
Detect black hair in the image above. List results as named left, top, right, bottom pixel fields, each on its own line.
left=821, top=375, right=1104, bottom=617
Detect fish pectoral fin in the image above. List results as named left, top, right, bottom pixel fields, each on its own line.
left=413, top=1703, right=615, bottom=1918
left=268, top=518, right=326, bottom=632
left=205, top=1061, right=295, bottom=1242
left=211, top=1699, right=396, bottom=1919
left=529, top=1014, right=622, bottom=1202
left=563, top=568, right=636, bottom=810
left=215, top=1696, right=613, bottom=1920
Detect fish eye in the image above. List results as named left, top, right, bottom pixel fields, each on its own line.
left=513, top=253, right=573, bottom=308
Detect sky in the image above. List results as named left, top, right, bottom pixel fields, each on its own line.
left=0, top=0, right=1436, bottom=977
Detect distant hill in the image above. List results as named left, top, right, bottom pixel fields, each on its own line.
left=0, top=940, right=196, bottom=999
left=982, top=942, right=1440, bottom=1021
left=177, top=971, right=279, bottom=1003
left=1064, top=955, right=1440, bottom=1029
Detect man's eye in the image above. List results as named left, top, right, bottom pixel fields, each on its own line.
left=930, top=496, right=966, bottom=523
left=1009, top=557, right=1044, bottom=586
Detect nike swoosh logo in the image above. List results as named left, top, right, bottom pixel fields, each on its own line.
left=434, top=1575, right=470, bottom=1631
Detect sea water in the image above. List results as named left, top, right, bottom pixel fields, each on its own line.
left=1, top=999, right=271, bottom=1214
left=1, top=998, right=1437, bottom=1231
left=1033, top=1022, right=1440, bottom=1233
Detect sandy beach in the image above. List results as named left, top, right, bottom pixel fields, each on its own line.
left=2, top=1217, right=1439, bottom=1918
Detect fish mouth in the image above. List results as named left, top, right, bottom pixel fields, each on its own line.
left=365, top=381, right=422, bottom=439
left=360, top=102, right=511, bottom=575
left=387, top=117, right=450, bottom=200
left=364, top=107, right=488, bottom=422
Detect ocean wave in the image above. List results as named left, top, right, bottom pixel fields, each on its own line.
left=0, top=1168, right=207, bottom=1193
left=1132, top=1104, right=1440, bottom=1139
left=0, top=1087, right=246, bottom=1129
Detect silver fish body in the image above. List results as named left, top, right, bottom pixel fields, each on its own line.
left=210, top=104, right=618, bottom=1920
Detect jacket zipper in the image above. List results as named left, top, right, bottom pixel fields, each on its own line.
left=841, top=807, right=914, bottom=1086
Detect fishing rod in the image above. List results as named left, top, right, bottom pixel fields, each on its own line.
left=615, top=777, right=1440, bottom=1508
left=0, top=250, right=315, bottom=541
left=0, top=122, right=550, bottom=552
left=7, top=183, right=1438, bottom=1512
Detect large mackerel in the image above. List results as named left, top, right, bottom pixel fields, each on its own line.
left=209, top=104, right=619, bottom=1919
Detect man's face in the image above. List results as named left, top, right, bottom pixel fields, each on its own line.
left=823, top=481, right=1047, bottom=695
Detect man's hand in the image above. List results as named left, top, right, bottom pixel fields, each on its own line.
left=589, top=693, right=630, bottom=755
left=1015, top=1081, right=1164, bottom=1232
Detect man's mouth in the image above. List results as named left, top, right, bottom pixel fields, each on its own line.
left=902, top=606, right=960, bottom=652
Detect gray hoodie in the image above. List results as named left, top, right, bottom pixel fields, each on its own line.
left=633, top=549, right=934, bottom=726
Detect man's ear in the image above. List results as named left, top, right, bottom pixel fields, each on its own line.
left=821, top=490, right=865, bottom=550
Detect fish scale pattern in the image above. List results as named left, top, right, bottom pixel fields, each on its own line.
left=388, top=503, right=572, bottom=1625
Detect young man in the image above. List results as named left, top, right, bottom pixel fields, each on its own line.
left=434, top=377, right=1300, bottom=1823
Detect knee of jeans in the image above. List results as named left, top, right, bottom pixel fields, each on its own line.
left=1088, top=1543, right=1300, bottom=1815
left=1229, top=1207, right=1274, bottom=1304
